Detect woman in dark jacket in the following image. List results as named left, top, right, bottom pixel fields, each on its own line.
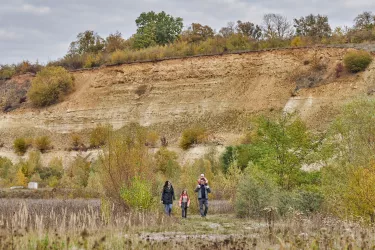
left=161, top=181, right=175, bottom=216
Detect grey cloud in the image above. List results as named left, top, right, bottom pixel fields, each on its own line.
left=0, top=0, right=373, bottom=64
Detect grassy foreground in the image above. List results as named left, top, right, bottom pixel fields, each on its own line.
left=1, top=205, right=375, bottom=249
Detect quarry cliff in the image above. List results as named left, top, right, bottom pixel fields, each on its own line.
left=0, top=46, right=374, bottom=164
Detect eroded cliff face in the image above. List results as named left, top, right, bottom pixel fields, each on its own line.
left=0, top=47, right=374, bottom=156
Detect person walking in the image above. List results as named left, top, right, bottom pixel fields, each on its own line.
left=161, top=181, right=175, bottom=216
left=178, top=189, right=191, bottom=218
left=195, top=178, right=211, bottom=217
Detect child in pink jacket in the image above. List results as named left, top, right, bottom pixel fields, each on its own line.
left=178, top=190, right=191, bottom=218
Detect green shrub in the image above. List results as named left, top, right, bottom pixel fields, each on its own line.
left=28, top=66, right=74, bottom=107
left=155, top=147, right=180, bottom=178
left=13, top=138, right=29, bottom=155
left=120, top=176, right=154, bottom=210
left=48, top=176, right=59, bottom=187
left=344, top=51, right=373, bottom=73
left=0, top=65, right=16, bottom=79
left=98, top=123, right=156, bottom=202
left=64, top=156, right=91, bottom=188
left=0, top=157, right=14, bottom=183
left=235, top=167, right=279, bottom=218
left=34, top=136, right=51, bottom=153
left=179, top=126, right=207, bottom=150
left=278, top=189, right=323, bottom=216
left=35, top=158, right=63, bottom=181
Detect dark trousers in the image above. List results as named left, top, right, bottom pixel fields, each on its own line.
left=199, top=199, right=208, bottom=217
left=181, top=202, right=188, bottom=218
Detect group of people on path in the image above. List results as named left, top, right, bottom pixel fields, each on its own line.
left=161, top=174, right=211, bottom=218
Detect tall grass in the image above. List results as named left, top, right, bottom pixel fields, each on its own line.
left=1, top=199, right=375, bottom=249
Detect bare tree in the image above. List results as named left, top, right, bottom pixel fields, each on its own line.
left=263, top=14, right=293, bottom=39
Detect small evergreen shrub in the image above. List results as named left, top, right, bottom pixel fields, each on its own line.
left=344, top=51, right=373, bottom=73
left=28, top=66, right=74, bottom=107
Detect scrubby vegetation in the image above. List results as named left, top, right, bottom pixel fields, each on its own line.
left=179, top=126, right=207, bottom=150
left=89, top=124, right=111, bottom=148
left=1, top=98, right=375, bottom=248
left=1, top=9, right=375, bottom=245
left=344, top=50, right=373, bottom=73
left=27, top=66, right=74, bottom=107
left=34, top=136, right=52, bottom=153
left=13, top=137, right=29, bottom=156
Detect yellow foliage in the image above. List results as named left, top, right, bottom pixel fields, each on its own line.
left=110, top=50, right=131, bottom=64
left=83, top=53, right=103, bottom=68
left=291, top=36, right=305, bottom=47
left=28, top=66, right=74, bottom=107
left=179, top=126, right=207, bottom=150
left=15, top=169, right=27, bottom=186
left=345, top=164, right=375, bottom=220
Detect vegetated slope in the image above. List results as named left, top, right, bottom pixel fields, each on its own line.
left=0, top=47, right=374, bottom=149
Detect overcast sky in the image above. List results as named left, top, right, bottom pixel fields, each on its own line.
left=0, top=0, right=374, bottom=64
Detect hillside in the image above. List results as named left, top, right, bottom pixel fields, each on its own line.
left=0, top=47, right=374, bottom=164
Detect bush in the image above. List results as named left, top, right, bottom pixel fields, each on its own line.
left=71, top=133, right=82, bottom=148
left=48, top=54, right=85, bottom=70
left=83, top=53, right=103, bottom=68
left=110, top=50, right=130, bottom=64
left=179, top=126, right=207, bottom=150
left=35, top=157, right=63, bottom=181
left=0, top=157, right=14, bottom=180
left=155, top=147, right=180, bottom=178
left=89, top=124, right=111, bottom=148
left=14, top=169, right=28, bottom=186
left=278, top=189, right=323, bottom=216
left=0, top=65, right=16, bottom=79
left=344, top=51, right=373, bottom=73
left=291, top=36, right=304, bottom=47
left=28, top=66, right=74, bottom=107
left=120, top=177, right=154, bottom=210
left=48, top=176, right=59, bottom=187
left=34, top=136, right=51, bottom=153
left=64, top=156, right=91, bottom=188
left=235, top=167, right=279, bottom=218
left=98, top=123, right=155, bottom=203
left=146, top=130, right=159, bottom=147
left=14, top=61, right=42, bottom=75
left=13, top=138, right=29, bottom=155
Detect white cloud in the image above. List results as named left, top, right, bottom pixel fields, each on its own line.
left=0, top=29, right=20, bottom=40
left=22, top=4, right=50, bottom=15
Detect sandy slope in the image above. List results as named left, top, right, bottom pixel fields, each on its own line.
left=0, top=47, right=374, bottom=163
